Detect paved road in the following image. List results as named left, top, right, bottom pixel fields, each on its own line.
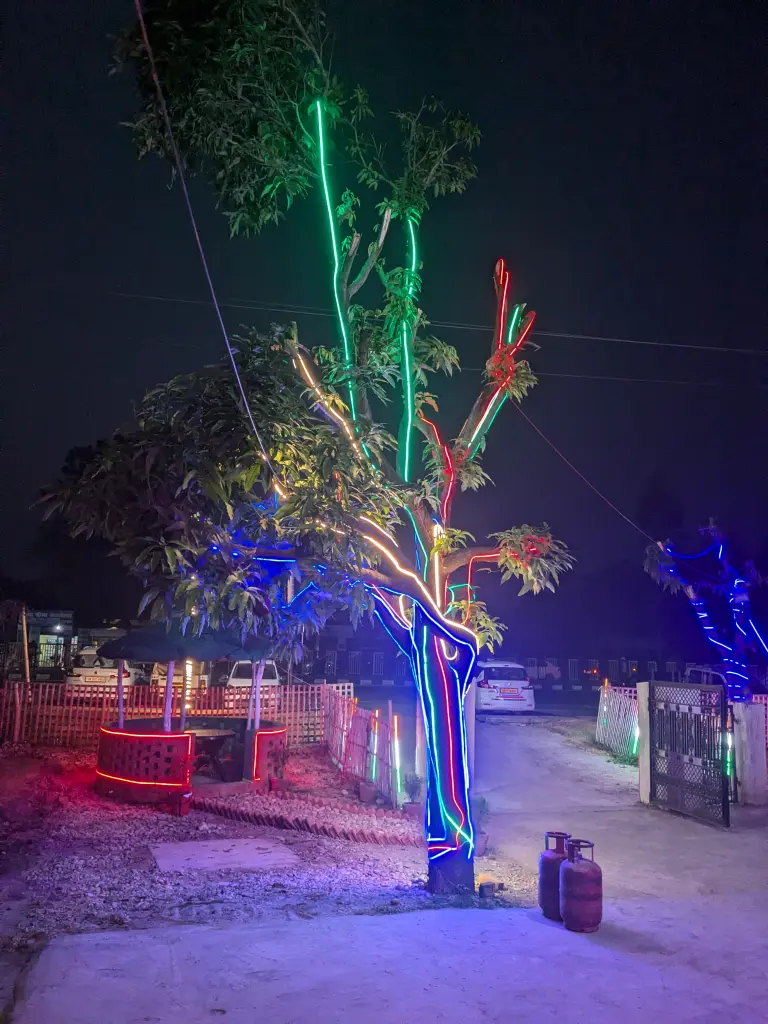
left=355, top=685, right=598, bottom=779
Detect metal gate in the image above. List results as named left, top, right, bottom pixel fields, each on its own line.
left=649, top=681, right=730, bottom=827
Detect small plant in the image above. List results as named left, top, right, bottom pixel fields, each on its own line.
left=404, top=773, right=423, bottom=803
left=470, top=794, right=490, bottom=832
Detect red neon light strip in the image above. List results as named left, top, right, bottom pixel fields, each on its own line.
left=100, top=726, right=189, bottom=741
left=251, top=727, right=287, bottom=781
left=464, top=551, right=500, bottom=622
left=441, top=444, right=455, bottom=522
left=508, top=310, right=536, bottom=359
left=415, top=411, right=456, bottom=524
left=493, top=260, right=510, bottom=351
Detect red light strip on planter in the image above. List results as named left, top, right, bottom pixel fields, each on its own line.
left=96, top=730, right=193, bottom=788
left=95, top=769, right=190, bottom=789
left=100, top=726, right=190, bottom=741
left=252, top=727, right=288, bottom=781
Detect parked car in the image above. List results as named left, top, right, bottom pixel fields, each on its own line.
left=474, top=660, right=535, bottom=713
left=209, top=659, right=283, bottom=687
left=68, top=648, right=144, bottom=688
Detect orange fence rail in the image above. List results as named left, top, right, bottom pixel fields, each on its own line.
left=324, top=688, right=399, bottom=805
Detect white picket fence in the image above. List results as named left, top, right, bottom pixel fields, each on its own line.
left=595, top=685, right=639, bottom=761
left=0, top=681, right=354, bottom=750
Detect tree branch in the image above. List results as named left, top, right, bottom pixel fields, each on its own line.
left=442, top=545, right=499, bottom=576
left=367, top=587, right=412, bottom=654
left=339, top=231, right=362, bottom=304
left=455, top=259, right=516, bottom=456
left=349, top=208, right=392, bottom=297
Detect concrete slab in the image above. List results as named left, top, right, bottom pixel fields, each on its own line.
left=150, top=838, right=300, bottom=872
left=14, top=901, right=768, bottom=1024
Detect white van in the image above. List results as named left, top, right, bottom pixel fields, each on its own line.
left=68, top=648, right=144, bottom=687
left=474, top=660, right=536, bottom=713
left=209, top=659, right=282, bottom=688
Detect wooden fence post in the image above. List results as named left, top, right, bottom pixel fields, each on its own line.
left=20, top=606, right=31, bottom=684
left=12, top=683, right=22, bottom=743
left=637, top=681, right=651, bottom=804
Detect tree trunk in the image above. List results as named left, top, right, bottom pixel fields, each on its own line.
left=410, top=606, right=476, bottom=894
left=116, top=659, right=125, bottom=730
left=247, top=658, right=266, bottom=731
left=163, top=660, right=175, bottom=733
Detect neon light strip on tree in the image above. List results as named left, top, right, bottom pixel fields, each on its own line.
left=314, top=100, right=357, bottom=425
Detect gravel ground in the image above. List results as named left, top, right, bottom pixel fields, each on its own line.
left=0, top=746, right=535, bottom=958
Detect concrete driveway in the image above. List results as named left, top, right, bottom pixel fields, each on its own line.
left=474, top=715, right=768, bottom=899
left=11, top=718, right=768, bottom=1022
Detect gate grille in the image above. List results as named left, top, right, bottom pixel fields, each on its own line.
left=649, top=682, right=730, bottom=827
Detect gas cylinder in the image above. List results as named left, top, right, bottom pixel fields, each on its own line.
left=538, top=831, right=571, bottom=920
left=559, top=839, right=602, bottom=933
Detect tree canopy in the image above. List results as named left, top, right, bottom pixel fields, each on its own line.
left=47, top=0, right=576, bottom=888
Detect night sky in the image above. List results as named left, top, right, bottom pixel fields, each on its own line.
left=4, top=1, right=767, bottom=653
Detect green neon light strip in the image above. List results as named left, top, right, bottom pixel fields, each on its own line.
left=467, top=388, right=505, bottom=457
left=315, top=100, right=356, bottom=425
left=401, top=217, right=418, bottom=482
left=505, top=304, right=522, bottom=345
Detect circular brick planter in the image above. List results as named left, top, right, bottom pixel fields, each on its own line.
left=95, top=720, right=193, bottom=810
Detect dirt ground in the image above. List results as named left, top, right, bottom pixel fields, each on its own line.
left=0, top=742, right=531, bottom=1017
left=8, top=714, right=768, bottom=1023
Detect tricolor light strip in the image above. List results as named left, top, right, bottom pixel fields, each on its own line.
left=314, top=100, right=356, bottom=424
left=370, top=582, right=478, bottom=859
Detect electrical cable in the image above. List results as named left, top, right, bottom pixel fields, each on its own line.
left=131, top=0, right=280, bottom=483
left=108, top=288, right=768, bottom=357
left=509, top=401, right=656, bottom=543
left=108, top=293, right=762, bottom=388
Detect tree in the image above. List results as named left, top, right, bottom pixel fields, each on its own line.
left=645, top=521, right=768, bottom=700
left=47, top=0, right=574, bottom=892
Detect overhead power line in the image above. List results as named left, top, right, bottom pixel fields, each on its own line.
left=109, top=289, right=768, bottom=358
left=510, top=402, right=655, bottom=544
left=131, top=0, right=280, bottom=483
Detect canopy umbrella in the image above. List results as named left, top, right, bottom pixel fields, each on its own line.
left=98, top=626, right=273, bottom=732
left=98, top=625, right=271, bottom=663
